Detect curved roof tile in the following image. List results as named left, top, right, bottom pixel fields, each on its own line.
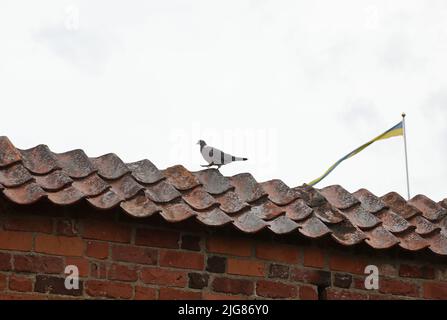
left=1, top=137, right=447, bottom=255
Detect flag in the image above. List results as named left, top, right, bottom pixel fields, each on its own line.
left=308, top=121, right=404, bottom=186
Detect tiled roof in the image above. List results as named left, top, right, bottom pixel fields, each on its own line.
left=1, top=136, right=447, bottom=255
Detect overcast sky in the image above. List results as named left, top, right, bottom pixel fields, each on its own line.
left=1, top=1, right=446, bottom=201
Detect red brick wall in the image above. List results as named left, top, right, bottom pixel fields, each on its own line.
left=1, top=200, right=447, bottom=300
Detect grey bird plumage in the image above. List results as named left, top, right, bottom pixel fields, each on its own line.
left=197, top=140, right=247, bottom=169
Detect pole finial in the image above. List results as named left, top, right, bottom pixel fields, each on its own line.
left=402, top=112, right=406, bottom=118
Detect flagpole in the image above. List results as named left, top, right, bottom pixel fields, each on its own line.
left=402, top=113, right=411, bottom=200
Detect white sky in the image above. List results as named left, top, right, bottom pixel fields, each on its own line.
left=1, top=1, right=446, bottom=201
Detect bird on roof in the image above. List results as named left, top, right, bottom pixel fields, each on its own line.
left=197, top=140, right=247, bottom=169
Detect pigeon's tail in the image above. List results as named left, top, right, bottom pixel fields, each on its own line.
left=232, top=156, right=248, bottom=162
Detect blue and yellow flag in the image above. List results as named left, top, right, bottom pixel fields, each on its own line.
left=308, top=121, right=404, bottom=186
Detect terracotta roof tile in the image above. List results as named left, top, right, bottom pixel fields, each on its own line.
left=3, top=182, right=45, bottom=204
left=364, top=226, right=400, bottom=249
left=329, top=220, right=367, bottom=246
left=340, top=205, right=381, bottom=229
left=374, top=209, right=413, bottom=233
left=90, top=153, right=130, bottom=180
left=163, top=165, right=200, bottom=191
left=397, top=230, right=430, bottom=251
left=381, top=192, right=421, bottom=219
left=230, top=173, right=266, bottom=203
left=47, top=185, right=84, bottom=205
left=34, top=170, right=72, bottom=191
left=284, top=199, right=313, bottom=221
left=182, top=187, right=217, bottom=210
left=250, top=202, right=284, bottom=220
left=0, top=137, right=22, bottom=167
left=71, top=174, right=108, bottom=197
left=159, top=203, right=196, bottom=222
left=407, top=215, right=441, bottom=236
left=260, top=179, right=301, bottom=206
left=86, top=189, right=122, bottom=209
left=215, top=191, right=248, bottom=214
left=319, top=185, right=359, bottom=209
left=19, top=144, right=59, bottom=174
left=193, top=169, right=232, bottom=195
left=408, top=194, right=447, bottom=221
left=268, top=215, right=299, bottom=234
left=120, top=193, right=161, bottom=218
left=233, top=210, right=268, bottom=233
left=126, top=159, right=164, bottom=184
left=196, top=208, right=232, bottom=226
left=1, top=136, right=447, bottom=255
left=108, top=174, right=144, bottom=199
left=298, top=215, right=331, bottom=238
left=56, top=149, right=96, bottom=178
left=353, top=188, right=386, bottom=213
left=313, top=203, right=344, bottom=224
left=0, top=163, right=34, bottom=187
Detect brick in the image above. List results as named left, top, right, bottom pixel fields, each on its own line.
left=135, top=286, right=157, bottom=300
left=423, top=282, right=447, bottom=299
left=379, top=278, right=419, bottom=297
left=255, top=242, right=299, bottom=264
left=329, top=253, right=366, bottom=274
left=14, top=254, right=64, bottom=274
left=8, top=275, right=33, bottom=292
left=112, top=245, right=157, bottom=265
left=140, top=267, right=187, bottom=287
left=379, top=264, right=398, bottom=277
left=206, top=256, right=226, bottom=273
left=108, top=264, right=138, bottom=282
left=0, top=293, right=46, bottom=300
left=35, top=275, right=83, bottom=296
left=188, top=273, right=209, bottom=289
left=256, top=280, right=297, bottom=299
left=4, top=216, right=53, bottom=234
left=159, top=287, right=201, bottom=300
left=399, top=264, right=435, bottom=279
left=212, top=277, right=253, bottom=295
left=227, top=259, right=265, bottom=277
left=90, top=262, right=107, bottom=279
left=66, top=257, right=89, bottom=277
left=35, top=234, right=84, bottom=257
left=203, top=292, right=247, bottom=300
left=299, top=285, right=318, bottom=300
left=352, top=277, right=368, bottom=290
left=86, top=241, right=109, bottom=259
left=55, top=219, right=79, bottom=236
left=303, top=247, right=325, bottom=268
left=86, top=280, right=133, bottom=299
left=290, top=268, right=331, bottom=287
left=324, top=288, right=368, bottom=300
left=368, top=293, right=402, bottom=300
left=82, top=220, right=131, bottom=243
left=181, top=235, right=201, bottom=251
left=269, top=264, right=289, bottom=279
left=0, top=273, right=6, bottom=291
left=135, top=228, right=179, bottom=248
left=159, top=250, right=204, bottom=270
left=0, top=231, right=33, bottom=251
left=0, top=252, right=12, bottom=271
left=207, top=236, right=252, bottom=257
left=334, top=273, right=352, bottom=288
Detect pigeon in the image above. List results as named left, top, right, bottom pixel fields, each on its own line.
left=197, top=140, right=248, bottom=169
